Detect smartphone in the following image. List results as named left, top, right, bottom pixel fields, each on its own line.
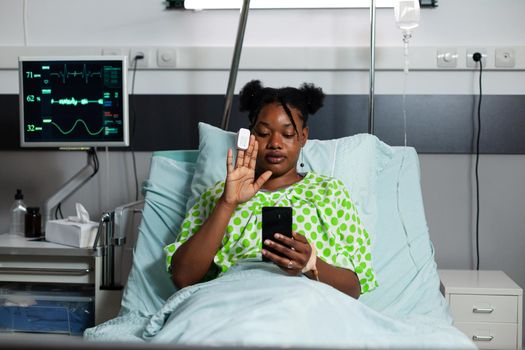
left=262, top=206, right=292, bottom=262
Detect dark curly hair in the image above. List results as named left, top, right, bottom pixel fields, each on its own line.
left=239, top=80, right=325, bottom=136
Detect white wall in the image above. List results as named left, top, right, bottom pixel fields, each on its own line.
left=2, top=0, right=525, bottom=47
left=0, top=0, right=524, bottom=345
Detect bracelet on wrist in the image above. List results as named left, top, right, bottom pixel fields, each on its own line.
left=302, top=243, right=319, bottom=281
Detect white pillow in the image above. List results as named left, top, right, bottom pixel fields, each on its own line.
left=187, top=122, right=393, bottom=241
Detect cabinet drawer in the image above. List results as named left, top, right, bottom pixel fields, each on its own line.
left=449, top=294, right=517, bottom=323
left=0, top=255, right=94, bottom=284
left=454, top=322, right=517, bottom=350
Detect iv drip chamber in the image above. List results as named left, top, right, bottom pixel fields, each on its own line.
left=394, top=0, right=420, bottom=32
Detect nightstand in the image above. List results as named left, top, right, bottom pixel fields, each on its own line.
left=0, top=233, right=122, bottom=328
left=439, top=269, right=523, bottom=350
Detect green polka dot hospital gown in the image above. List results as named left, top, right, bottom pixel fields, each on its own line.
left=164, top=172, right=378, bottom=294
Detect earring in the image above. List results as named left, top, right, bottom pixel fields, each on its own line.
left=300, top=149, right=304, bottom=168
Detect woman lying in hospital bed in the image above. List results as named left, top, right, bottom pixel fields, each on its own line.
left=84, top=81, right=475, bottom=349
left=166, top=80, right=375, bottom=299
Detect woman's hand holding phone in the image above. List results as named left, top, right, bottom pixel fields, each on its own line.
left=262, top=231, right=313, bottom=276
left=221, top=135, right=272, bottom=206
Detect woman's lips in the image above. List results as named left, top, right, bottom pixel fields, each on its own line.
left=265, top=153, right=286, bottom=164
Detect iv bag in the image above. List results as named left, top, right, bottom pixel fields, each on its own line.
left=394, top=0, right=420, bottom=32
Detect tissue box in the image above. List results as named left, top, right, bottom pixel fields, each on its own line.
left=45, top=219, right=99, bottom=248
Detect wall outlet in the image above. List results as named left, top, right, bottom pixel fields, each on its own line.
left=129, top=48, right=151, bottom=69
left=466, top=49, right=487, bottom=68
left=495, top=48, right=516, bottom=68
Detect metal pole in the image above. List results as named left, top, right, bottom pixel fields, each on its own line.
left=368, top=0, right=376, bottom=135
left=220, top=0, right=251, bottom=131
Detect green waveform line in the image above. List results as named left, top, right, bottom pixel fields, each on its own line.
left=50, top=98, right=104, bottom=106
left=49, top=64, right=103, bottom=84
left=49, top=119, right=105, bottom=136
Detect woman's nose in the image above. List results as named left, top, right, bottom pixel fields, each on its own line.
left=267, top=133, right=282, bottom=149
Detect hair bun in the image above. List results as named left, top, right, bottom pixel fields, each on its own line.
left=299, top=83, right=325, bottom=115
left=239, top=80, right=264, bottom=112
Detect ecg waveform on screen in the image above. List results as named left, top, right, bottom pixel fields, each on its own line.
left=48, top=64, right=102, bottom=84
left=50, top=97, right=104, bottom=106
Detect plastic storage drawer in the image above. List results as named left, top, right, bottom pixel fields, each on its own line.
left=0, top=283, right=94, bottom=335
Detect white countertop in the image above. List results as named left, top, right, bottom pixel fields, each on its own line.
left=0, top=233, right=96, bottom=257
left=439, top=269, right=523, bottom=296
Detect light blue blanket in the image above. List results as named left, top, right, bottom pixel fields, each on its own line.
left=85, top=261, right=474, bottom=348
left=84, top=141, right=476, bottom=348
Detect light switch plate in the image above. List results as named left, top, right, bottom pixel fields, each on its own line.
left=437, top=48, right=458, bottom=68
left=157, top=48, right=177, bottom=68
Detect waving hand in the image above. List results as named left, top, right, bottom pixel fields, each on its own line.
left=222, top=135, right=272, bottom=206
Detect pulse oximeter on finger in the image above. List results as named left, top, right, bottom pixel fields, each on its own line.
left=236, top=128, right=250, bottom=150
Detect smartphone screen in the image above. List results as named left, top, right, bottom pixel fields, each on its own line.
left=262, top=206, right=292, bottom=262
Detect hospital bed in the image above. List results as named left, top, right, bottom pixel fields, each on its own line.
left=81, top=122, right=475, bottom=348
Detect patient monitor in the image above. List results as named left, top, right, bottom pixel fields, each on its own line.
left=19, top=56, right=129, bottom=148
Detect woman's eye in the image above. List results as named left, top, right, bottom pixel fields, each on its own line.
left=256, top=131, right=269, bottom=137
left=284, top=134, right=295, bottom=138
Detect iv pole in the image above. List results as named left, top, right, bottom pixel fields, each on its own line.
left=221, top=0, right=251, bottom=131
left=220, top=0, right=377, bottom=135
left=368, top=0, right=376, bottom=135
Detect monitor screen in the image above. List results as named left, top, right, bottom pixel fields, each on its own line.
left=19, top=56, right=129, bottom=148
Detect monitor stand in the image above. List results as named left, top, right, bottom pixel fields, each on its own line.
left=43, top=151, right=95, bottom=229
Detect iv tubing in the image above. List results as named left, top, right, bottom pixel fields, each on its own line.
left=396, top=31, right=417, bottom=267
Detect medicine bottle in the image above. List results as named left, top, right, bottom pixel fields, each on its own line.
left=9, top=189, right=27, bottom=235
left=25, top=207, right=42, bottom=238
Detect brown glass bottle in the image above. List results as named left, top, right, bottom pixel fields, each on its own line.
left=25, top=207, right=42, bottom=238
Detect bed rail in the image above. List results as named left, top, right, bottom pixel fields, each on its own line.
left=92, top=200, right=144, bottom=290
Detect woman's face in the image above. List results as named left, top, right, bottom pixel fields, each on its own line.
left=252, top=102, right=308, bottom=178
